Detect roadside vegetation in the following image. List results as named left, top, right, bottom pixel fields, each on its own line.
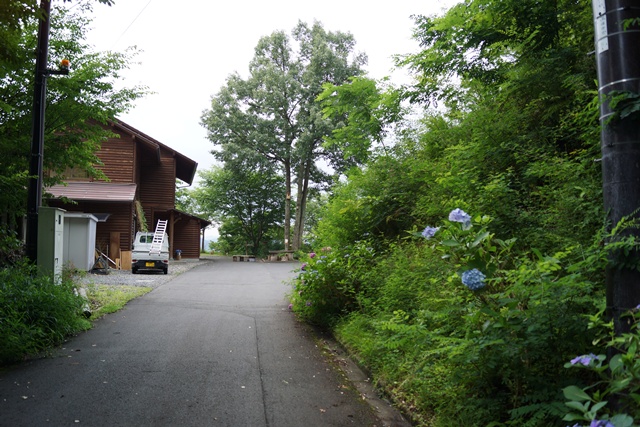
left=84, top=283, right=151, bottom=320
left=0, top=260, right=91, bottom=365
left=287, top=1, right=640, bottom=426
left=0, top=243, right=151, bottom=366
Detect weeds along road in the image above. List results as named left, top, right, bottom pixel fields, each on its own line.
left=0, top=257, right=399, bottom=427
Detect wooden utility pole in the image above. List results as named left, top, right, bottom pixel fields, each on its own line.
left=592, top=0, right=640, bottom=333
left=25, top=0, right=68, bottom=262
left=26, top=0, right=53, bottom=262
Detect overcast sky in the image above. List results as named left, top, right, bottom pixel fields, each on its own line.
left=84, top=0, right=459, bottom=179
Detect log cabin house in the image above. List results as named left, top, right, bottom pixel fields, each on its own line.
left=46, top=119, right=209, bottom=268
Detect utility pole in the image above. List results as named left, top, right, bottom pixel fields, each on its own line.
left=592, top=0, right=640, bottom=334
left=25, top=0, right=68, bottom=263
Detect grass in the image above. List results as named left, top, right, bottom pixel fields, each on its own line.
left=84, top=284, right=152, bottom=320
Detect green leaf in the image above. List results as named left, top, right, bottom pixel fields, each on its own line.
left=564, top=401, right=587, bottom=412
left=562, top=413, right=587, bottom=421
left=609, top=354, right=624, bottom=373
left=610, top=414, right=635, bottom=427
left=563, top=385, right=592, bottom=402
left=471, top=231, right=490, bottom=248
left=590, top=400, right=608, bottom=413
left=441, top=239, right=460, bottom=247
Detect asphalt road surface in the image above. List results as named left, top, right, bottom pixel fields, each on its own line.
left=0, top=258, right=406, bottom=427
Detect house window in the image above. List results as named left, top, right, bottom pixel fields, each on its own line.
left=62, top=166, right=90, bottom=180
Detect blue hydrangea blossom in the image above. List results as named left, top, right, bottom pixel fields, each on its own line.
left=421, top=226, right=439, bottom=239
left=461, top=269, right=486, bottom=291
left=449, top=208, right=472, bottom=229
left=570, top=354, right=601, bottom=366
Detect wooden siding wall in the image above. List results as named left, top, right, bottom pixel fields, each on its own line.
left=173, top=217, right=202, bottom=259
left=138, top=156, right=176, bottom=212
left=95, top=129, right=135, bottom=182
left=45, top=201, right=135, bottom=251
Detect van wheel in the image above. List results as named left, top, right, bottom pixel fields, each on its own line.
left=163, top=268, right=168, bottom=275
left=132, top=268, right=138, bottom=274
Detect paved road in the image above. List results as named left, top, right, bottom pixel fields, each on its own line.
left=0, top=258, right=400, bottom=426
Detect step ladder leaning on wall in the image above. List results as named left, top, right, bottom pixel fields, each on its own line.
left=149, top=220, right=167, bottom=255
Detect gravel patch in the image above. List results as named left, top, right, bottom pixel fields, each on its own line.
left=74, top=259, right=213, bottom=289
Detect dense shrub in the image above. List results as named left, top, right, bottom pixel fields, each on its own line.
left=289, top=241, right=379, bottom=327
left=298, top=211, right=606, bottom=426
left=0, top=262, right=91, bottom=365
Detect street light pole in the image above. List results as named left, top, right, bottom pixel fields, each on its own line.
left=592, top=0, right=640, bottom=334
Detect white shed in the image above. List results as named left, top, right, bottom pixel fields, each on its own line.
left=63, top=212, right=98, bottom=271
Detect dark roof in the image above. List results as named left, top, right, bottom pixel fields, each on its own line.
left=111, top=119, right=198, bottom=185
left=46, top=182, right=137, bottom=202
left=173, top=209, right=211, bottom=228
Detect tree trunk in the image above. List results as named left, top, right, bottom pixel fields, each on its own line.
left=293, top=157, right=311, bottom=250
left=284, top=159, right=292, bottom=250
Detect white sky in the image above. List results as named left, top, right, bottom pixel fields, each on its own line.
left=83, top=0, right=459, bottom=240
left=85, top=0, right=458, bottom=179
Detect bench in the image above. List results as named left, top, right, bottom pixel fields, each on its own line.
left=233, top=255, right=256, bottom=262
left=268, top=250, right=295, bottom=262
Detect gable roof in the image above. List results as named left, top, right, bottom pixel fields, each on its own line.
left=47, top=182, right=137, bottom=202
left=110, top=119, right=198, bottom=185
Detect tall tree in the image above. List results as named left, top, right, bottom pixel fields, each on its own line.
left=201, top=21, right=366, bottom=250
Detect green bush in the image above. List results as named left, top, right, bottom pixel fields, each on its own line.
left=0, top=262, right=91, bottom=365
left=289, top=241, right=379, bottom=327
left=562, top=307, right=640, bottom=427
left=327, top=211, right=606, bottom=426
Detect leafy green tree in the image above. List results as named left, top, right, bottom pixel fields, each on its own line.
left=194, top=154, right=285, bottom=256
left=201, top=21, right=366, bottom=251
left=394, top=0, right=602, bottom=251
left=318, top=76, right=404, bottom=162
left=0, top=2, right=145, bottom=235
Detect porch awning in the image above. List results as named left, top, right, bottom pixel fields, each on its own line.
left=46, top=182, right=137, bottom=202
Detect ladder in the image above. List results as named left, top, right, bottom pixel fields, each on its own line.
left=149, top=220, right=167, bottom=254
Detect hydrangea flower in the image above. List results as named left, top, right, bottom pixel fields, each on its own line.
left=590, top=421, right=614, bottom=427
left=570, top=354, right=600, bottom=366
left=449, top=208, right=472, bottom=229
left=301, top=263, right=307, bottom=271
left=309, top=252, right=316, bottom=259
left=461, top=269, right=486, bottom=291
left=421, top=226, right=439, bottom=239
left=305, top=301, right=312, bottom=306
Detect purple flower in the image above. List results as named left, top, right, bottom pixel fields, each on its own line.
left=301, top=263, right=307, bottom=271
left=309, top=252, right=316, bottom=259
left=590, top=421, right=614, bottom=427
left=305, top=301, right=312, bottom=306
left=461, top=269, right=486, bottom=291
left=449, top=208, right=472, bottom=229
left=570, top=354, right=599, bottom=366
left=288, top=303, right=293, bottom=310
left=421, top=226, right=439, bottom=239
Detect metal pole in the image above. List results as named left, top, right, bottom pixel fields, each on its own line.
left=26, top=0, right=52, bottom=263
left=592, top=0, right=640, bottom=333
